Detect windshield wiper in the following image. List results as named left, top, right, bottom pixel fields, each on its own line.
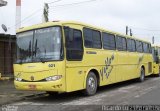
left=39, top=47, right=47, bottom=63
left=39, top=57, right=46, bottom=63
left=34, top=39, right=38, bottom=57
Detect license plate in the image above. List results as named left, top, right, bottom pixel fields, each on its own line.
left=28, top=84, right=36, bottom=90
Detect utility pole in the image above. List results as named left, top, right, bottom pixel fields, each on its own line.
left=152, top=36, right=155, bottom=44
left=0, top=0, right=7, bottom=7
left=16, top=0, right=21, bottom=29
left=42, top=3, right=49, bottom=22
left=130, top=29, right=133, bottom=36
left=126, top=26, right=128, bottom=35
left=126, top=26, right=133, bottom=36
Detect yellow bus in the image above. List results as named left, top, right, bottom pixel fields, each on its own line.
left=152, top=45, right=160, bottom=76
left=14, top=21, right=153, bottom=96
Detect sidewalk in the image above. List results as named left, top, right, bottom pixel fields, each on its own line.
left=0, top=80, right=45, bottom=105
left=0, top=73, right=14, bottom=81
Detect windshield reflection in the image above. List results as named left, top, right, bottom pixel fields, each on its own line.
left=16, top=27, right=63, bottom=63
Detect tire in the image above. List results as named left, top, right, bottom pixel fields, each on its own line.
left=83, top=72, right=97, bottom=96
left=139, top=68, right=145, bottom=82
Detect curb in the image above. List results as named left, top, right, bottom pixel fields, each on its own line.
left=0, top=93, right=47, bottom=106
left=0, top=77, right=14, bottom=81
left=0, top=97, right=26, bottom=106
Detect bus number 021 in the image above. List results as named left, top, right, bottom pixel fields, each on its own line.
left=48, top=64, right=55, bottom=67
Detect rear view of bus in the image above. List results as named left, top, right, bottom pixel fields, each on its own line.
left=14, top=23, right=66, bottom=93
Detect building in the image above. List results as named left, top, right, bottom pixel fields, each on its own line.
left=0, top=34, right=16, bottom=78
left=0, top=0, right=16, bottom=79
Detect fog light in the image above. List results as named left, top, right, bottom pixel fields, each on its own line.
left=15, top=78, right=22, bottom=81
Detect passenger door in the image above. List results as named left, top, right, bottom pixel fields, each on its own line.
left=64, top=27, right=85, bottom=92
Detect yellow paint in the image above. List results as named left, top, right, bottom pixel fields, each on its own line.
left=152, top=46, right=160, bottom=75
left=14, top=21, right=153, bottom=93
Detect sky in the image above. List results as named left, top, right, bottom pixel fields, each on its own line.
left=0, top=0, right=160, bottom=45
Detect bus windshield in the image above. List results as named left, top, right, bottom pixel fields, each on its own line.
left=16, top=27, right=62, bottom=63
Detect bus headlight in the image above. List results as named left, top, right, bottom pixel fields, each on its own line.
left=15, top=77, right=22, bottom=81
left=45, top=75, right=62, bottom=81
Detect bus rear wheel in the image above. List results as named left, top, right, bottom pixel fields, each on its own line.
left=139, top=68, right=145, bottom=82
left=83, top=72, right=97, bottom=96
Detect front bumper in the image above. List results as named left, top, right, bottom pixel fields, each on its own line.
left=14, top=80, right=65, bottom=92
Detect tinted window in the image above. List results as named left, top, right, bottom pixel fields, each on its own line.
left=143, top=43, right=149, bottom=53
left=84, top=28, right=92, bottom=48
left=152, top=47, right=157, bottom=62
left=158, top=47, right=160, bottom=55
left=102, top=32, right=116, bottom=50
left=122, top=37, right=127, bottom=51
left=127, top=39, right=136, bottom=52
left=116, top=36, right=127, bottom=51
left=92, top=30, right=102, bottom=48
left=84, top=28, right=102, bottom=49
left=65, top=28, right=83, bottom=61
left=131, top=40, right=136, bottom=52
left=149, top=44, right=152, bottom=53
left=136, top=41, right=143, bottom=52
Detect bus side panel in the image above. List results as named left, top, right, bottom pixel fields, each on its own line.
left=115, top=51, right=129, bottom=82
left=141, top=54, right=153, bottom=76
left=65, top=49, right=117, bottom=92
left=98, top=50, right=116, bottom=86
left=65, top=65, right=86, bottom=92
left=153, top=62, right=159, bottom=74
left=126, top=52, right=139, bottom=80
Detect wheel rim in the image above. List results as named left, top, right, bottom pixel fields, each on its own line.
left=88, top=77, right=96, bottom=91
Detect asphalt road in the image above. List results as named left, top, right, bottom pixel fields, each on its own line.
left=3, top=76, right=160, bottom=111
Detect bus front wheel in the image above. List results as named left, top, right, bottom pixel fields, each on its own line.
left=139, top=68, right=145, bottom=82
left=83, top=72, right=97, bottom=96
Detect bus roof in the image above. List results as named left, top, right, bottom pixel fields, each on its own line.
left=17, top=21, right=150, bottom=44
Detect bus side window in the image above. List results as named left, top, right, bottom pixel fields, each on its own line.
left=127, top=39, right=136, bottom=52
left=64, top=27, right=83, bottom=61
left=132, top=40, right=136, bottom=52
left=102, top=32, right=116, bottom=50
left=149, top=44, right=152, bottom=53
left=83, top=27, right=102, bottom=49
left=143, top=43, right=148, bottom=53
left=136, top=41, right=143, bottom=53
left=127, top=39, right=132, bottom=52
left=116, top=36, right=127, bottom=51
left=83, top=28, right=92, bottom=48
